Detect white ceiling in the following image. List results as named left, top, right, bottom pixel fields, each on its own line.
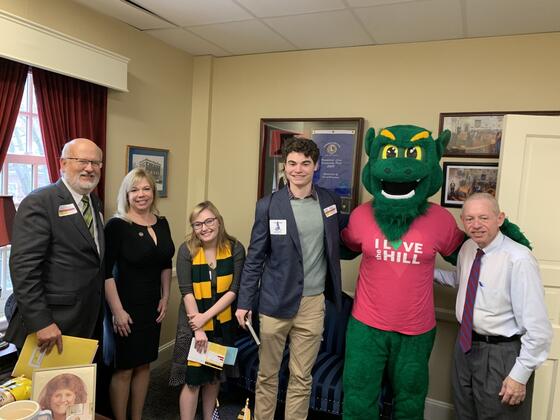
left=72, top=0, right=560, bottom=57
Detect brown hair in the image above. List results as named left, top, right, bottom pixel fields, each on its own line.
left=281, top=136, right=320, bottom=163
left=38, top=373, right=88, bottom=410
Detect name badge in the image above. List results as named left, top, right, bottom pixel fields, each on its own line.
left=58, top=204, right=78, bottom=217
left=323, top=204, right=337, bottom=218
left=270, top=220, right=287, bottom=235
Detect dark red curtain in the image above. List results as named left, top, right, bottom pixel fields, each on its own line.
left=33, top=67, right=108, bottom=201
left=0, top=58, right=29, bottom=168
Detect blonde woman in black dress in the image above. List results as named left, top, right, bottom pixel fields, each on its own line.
left=169, top=201, right=245, bottom=420
left=105, top=168, right=174, bottom=420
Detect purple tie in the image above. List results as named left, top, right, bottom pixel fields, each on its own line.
left=459, top=248, right=485, bottom=353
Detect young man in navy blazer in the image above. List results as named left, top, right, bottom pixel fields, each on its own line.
left=236, top=137, right=345, bottom=420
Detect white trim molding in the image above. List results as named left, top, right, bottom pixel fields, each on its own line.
left=0, top=10, right=129, bottom=92
left=153, top=340, right=175, bottom=370
left=425, top=397, right=455, bottom=420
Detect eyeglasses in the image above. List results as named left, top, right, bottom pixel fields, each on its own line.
left=63, top=157, right=103, bottom=169
left=192, top=217, right=217, bottom=230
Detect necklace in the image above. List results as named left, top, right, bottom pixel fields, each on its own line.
left=208, top=260, right=216, bottom=269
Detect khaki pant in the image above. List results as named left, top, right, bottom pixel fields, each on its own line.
left=255, top=294, right=325, bottom=420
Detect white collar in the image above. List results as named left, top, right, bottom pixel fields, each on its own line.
left=480, top=231, right=504, bottom=253
left=61, top=177, right=90, bottom=206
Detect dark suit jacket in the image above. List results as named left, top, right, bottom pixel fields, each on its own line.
left=237, top=186, right=346, bottom=318
left=5, top=179, right=105, bottom=348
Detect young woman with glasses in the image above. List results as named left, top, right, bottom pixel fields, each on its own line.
left=169, top=201, right=245, bottom=420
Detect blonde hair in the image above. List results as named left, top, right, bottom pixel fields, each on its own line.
left=186, top=201, right=235, bottom=255
left=115, top=167, right=159, bottom=218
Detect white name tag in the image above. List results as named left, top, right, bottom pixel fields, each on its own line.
left=58, top=204, right=78, bottom=217
left=270, top=220, right=287, bottom=235
left=323, top=204, right=337, bottom=218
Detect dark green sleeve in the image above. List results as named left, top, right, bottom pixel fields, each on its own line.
left=176, top=243, right=194, bottom=296
left=229, top=240, right=246, bottom=295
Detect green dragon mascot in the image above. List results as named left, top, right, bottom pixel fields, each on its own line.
left=341, top=125, right=465, bottom=419
left=341, top=124, right=529, bottom=419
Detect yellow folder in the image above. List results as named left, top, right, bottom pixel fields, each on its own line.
left=12, top=334, right=98, bottom=378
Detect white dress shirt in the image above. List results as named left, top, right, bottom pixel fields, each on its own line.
left=435, top=232, right=553, bottom=384
left=61, top=177, right=100, bottom=253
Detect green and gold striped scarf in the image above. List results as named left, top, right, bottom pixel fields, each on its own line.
left=187, top=243, right=235, bottom=376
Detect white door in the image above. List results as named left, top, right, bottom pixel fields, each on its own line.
left=499, top=115, right=560, bottom=420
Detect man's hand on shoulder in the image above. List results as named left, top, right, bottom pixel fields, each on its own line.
left=36, top=323, right=62, bottom=354
left=235, top=309, right=251, bottom=329
left=499, top=376, right=526, bottom=406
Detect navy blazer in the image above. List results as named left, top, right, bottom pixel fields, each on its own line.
left=237, top=186, right=346, bottom=318
left=5, top=179, right=105, bottom=348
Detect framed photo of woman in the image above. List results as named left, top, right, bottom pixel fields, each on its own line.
left=31, top=364, right=96, bottom=420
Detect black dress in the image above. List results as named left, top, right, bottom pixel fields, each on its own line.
left=104, top=216, right=175, bottom=369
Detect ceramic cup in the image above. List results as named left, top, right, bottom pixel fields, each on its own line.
left=0, top=400, right=52, bottom=420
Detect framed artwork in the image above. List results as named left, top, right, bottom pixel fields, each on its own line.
left=439, top=111, right=560, bottom=158
left=126, top=146, right=169, bottom=197
left=32, top=364, right=96, bottom=420
left=258, top=118, right=365, bottom=214
left=441, top=162, right=498, bottom=208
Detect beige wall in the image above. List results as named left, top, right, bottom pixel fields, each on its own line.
left=196, top=32, right=560, bottom=404
left=0, top=0, right=194, bottom=344
left=3, top=0, right=559, bottom=406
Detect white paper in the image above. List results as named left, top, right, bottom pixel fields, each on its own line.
left=269, top=220, right=287, bottom=235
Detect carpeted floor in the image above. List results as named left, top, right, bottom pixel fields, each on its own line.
left=143, top=360, right=341, bottom=419
left=143, top=360, right=248, bottom=419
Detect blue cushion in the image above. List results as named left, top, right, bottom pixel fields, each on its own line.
left=310, top=352, right=344, bottom=414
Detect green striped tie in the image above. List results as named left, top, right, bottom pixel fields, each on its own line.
left=81, top=195, right=94, bottom=237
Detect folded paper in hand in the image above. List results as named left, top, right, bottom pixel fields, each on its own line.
left=246, top=318, right=260, bottom=346
left=187, top=340, right=237, bottom=370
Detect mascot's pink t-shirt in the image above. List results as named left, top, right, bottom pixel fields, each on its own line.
left=342, top=202, right=464, bottom=335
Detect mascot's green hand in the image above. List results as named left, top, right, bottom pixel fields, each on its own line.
left=500, top=218, right=532, bottom=250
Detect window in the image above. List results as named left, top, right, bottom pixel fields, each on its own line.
left=0, top=72, right=49, bottom=327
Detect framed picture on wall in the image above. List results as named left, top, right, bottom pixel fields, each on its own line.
left=439, top=111, right=560, bottom=158
left=126, top=146, right=169, bottom=197
left=441, top=162, right=498, bottom=208
left=258, top=118, right=365, bottom=214
left=32, top=364, right=96, bottom=420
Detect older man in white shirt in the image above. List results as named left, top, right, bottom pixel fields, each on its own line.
left=435, top=193, right=552, bottom=420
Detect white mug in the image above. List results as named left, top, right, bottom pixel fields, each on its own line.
left=0, top=400, right=52, bottom=420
